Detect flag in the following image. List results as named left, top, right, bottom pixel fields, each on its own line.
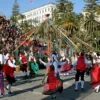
left=30, top=0, right=33, bottom=4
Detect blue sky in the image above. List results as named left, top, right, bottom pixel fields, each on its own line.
left=0, top=0, right=85, bottom=17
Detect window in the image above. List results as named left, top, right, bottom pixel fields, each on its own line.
left=42, top=9, right=44, bottom=13
left=45, top=8, right=46, bottom=12
left=48, top=8, right=50, bottom=11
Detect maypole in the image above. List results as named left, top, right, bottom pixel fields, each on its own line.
left=45, top=14, right=51, bottom=57
left=59, top=27, right=96, bottom=51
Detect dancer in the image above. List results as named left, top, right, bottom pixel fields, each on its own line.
left=73, top=52, right=88, bottom=91
left=3, top=54, right=17, bottom=95
left=60, top=55, right=71, bottom=76
left=39, top=51, right=66, bottom=99
left=90, top=52, right=100, bottom=93
left=19, top=52, right=29, bottom=78
left=28, top=52, right=39, bottom=77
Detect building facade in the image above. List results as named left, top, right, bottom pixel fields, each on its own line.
left=22, top=3, right=56, bottom=26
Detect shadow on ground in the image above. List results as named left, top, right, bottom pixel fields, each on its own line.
left=41, top=81, right=93, bottom=100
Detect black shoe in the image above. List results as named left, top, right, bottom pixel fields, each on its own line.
left=51, top=95, right=56, bottom=99
left=81, top=88, right=84, bottom=91
left=75, top=89, right=78, bottom=92
left=24, top=75, right=29, bottom=79
left=8, top=91, right=13, bottom=95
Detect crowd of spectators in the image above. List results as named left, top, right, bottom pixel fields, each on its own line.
left=0, top=16, right=24, bottom=55
left=0, top=16, right=45, bottom=60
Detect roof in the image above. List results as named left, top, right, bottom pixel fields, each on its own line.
left=22, top=2, right=56, bottom=14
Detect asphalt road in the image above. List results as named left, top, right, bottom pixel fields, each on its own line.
left=0, top=69, right=100, bottom=100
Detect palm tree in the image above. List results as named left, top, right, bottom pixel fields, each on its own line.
left=10, top=16, right=17, bottom=24
left=83, top=0, right=100, bottom=49
left=22, top=20, right=30, bottom=33
left=96, top=5, right=100, bottom=15
left=17, top=14, right=26, bottom=29
left=53, top=0, right=74, bottom=25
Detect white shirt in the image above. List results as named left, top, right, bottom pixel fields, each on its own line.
left=0, top=54, right=5, bottom=64
left=8, top=60, right=16, bottom=68
left=44, top=61, right=66, bottom=74
left=29, top=55, right=36, bottom=62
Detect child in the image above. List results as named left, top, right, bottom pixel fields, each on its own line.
left=3, top=54, right=17, bottom=95
left=0, top=61, right=5, bottom=96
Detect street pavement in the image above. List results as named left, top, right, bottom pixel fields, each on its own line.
left=0, top=69, right=100, bottom=100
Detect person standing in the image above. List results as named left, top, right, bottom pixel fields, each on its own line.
left=19, top=52, right=29, bottom=78
left=60, top=55, right=71, bottom=76
left=39, top=51, right=66, bottom=99
left=3, top=54, right=17, bottom=95
left=73, top=52, right=88, bottom=91
left=28, top=52, right=39, bottom=77
left=90, top=52, right=100, bottom=93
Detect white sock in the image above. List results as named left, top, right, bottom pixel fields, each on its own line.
left=75, top=81, right=78, bottom=90
left=0, top=89, right=1, bottom=95
left=6, top=85, right=9, bottom=89
left=8, top=84, right=11, bottom=92
left=95, top=85, right=100, bottom=92
left=24, top=71, right=27, bottom=76
left=81, top=81, right=84, bottom=88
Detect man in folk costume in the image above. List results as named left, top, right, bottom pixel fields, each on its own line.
left=90, top=52, right=100, bottom=93
left=73, top=52, right=88, bottom=91
left=3, top=54, right=17, bottom=95
left=39, top=51, right=66, bottom=99
left=20, top=52, right=29, bottom=78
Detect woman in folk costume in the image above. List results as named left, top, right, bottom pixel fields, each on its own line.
left=19, top=52, right=29, bottom=78
left=0, top=61, right=5, bottom=96
left=72, top=52, right=89, bottom=91
left=39, top=51, right=66, bottom=99
left=90, top=52, right=100, bottom=93
left=28, top=52, right=39, bottom=77
left=60, top=55, right=71, bottom=76
left=3, top=54, right=17, bottom=95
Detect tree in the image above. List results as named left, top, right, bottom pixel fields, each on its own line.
left=83, top=0, right=100, bottom=50
left=11, top=0, right=20, bottom=23
left=96, top=5, right=100, bottom=15
left=17, top=14, right=26, bottom=29
left=53, top=0, right=74, bottom=25
left=12, top=0, right=20, bottom=16
left=84, top=0, right=99, bottom=13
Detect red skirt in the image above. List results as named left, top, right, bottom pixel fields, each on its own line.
left=90, top=65, right=100, bottom=88
left=61, top=62, right=71, bottom=73
left=43, top=70, right=63, bottom=95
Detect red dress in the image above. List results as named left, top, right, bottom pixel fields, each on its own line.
left=90, top=63, right=100, bottom=88
left=20, top=54, right=28, bottom=72
left=3, top=59, right=15, bottom=78
left=60, top=59, right=71, bottom=73
left=3, top=59, right=15, bottom=84
left=43, top=65, right=63, bottom=95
